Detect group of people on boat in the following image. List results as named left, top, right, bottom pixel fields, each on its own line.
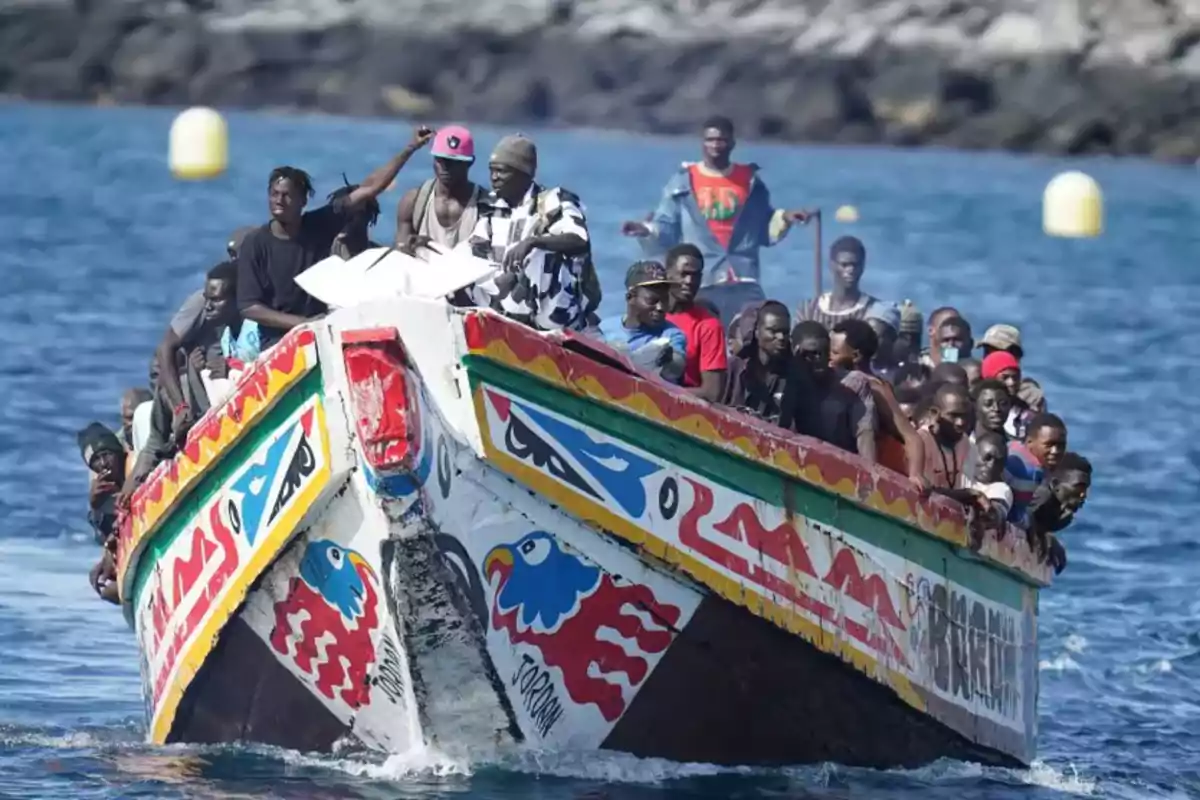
left=79, top=115, right=1090, bottom=602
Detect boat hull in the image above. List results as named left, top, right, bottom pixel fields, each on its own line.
left=118, top=299, right=1049, bottom=767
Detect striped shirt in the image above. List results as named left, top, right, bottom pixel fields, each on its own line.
left=797, top=292, right=883, bottom=331
left=1003, top=440, right=1044, bottom=527
left=469, top=184, right=593, bottom=331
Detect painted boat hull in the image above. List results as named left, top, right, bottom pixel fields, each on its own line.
left=117, top=297, right=1051, bottom=768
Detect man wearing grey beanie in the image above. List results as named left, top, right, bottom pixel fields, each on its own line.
left=468, top=134, right=600, bottom=331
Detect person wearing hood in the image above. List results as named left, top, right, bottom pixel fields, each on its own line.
left=863, top=300, right=902, bottom=381
left=620, top=116, right=812, bottom=323
left=469, top=134, right=599, bottom=330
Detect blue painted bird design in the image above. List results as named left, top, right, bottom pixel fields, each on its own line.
left=298, top=539, right=377, bottom=620
left=484, top=531, right=600, bottom=630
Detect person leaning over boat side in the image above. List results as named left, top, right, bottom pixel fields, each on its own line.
left=919, top=306, right=964, bottom=367
left=830, top=319, right=932, bottom=491
left=238, top=126, right=434, bottom=348
left=796, top=236, right=888, bottom=328
left=723, top=301, right=792, bottom=422
left=620, top=115, right=812, bottom=322
left=396, top=125, right=483, bottom=254
left=123, top=262, right=251, bottom=496
left=1003, top=412, right=1067, bottom=528
left=915, top=383, right=979, bottom=503
left=779, top=321, right=871, bottom=456
left=469, top=134, right=600, bottom=331
left=968, top=431, right=1015, bottom=545
left=327, top=183, right=383, bottom=260
left=598, top=261, right=688, bottom=384
left=665, top=243, right=727, bottom=402
left=829, top=319, right=879, bottom=463
left=972, top=378, right=1013, bottom=442
left=1026, top=451, right=1091, bottom=573
left=78, top=422, right=126, bottom=604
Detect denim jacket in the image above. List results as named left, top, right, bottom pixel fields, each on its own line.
left=638, top=163, right=791, bottom=286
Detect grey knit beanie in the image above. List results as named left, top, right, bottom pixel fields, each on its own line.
left=490, top=134, right=538, bottom=177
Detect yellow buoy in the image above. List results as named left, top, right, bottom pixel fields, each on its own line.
left=169, top=107, right=228, bottom=180
left=1043, top=171, right=1102, bottom=238
left=835, top=204, right=859, bottom=223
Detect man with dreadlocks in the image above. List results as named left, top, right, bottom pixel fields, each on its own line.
left=237, top=126, right=434, bottom=347
left=328, top=181, right=383, bottom=260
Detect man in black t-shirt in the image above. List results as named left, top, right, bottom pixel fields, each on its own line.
left=238, top=127, right=435, bottom=347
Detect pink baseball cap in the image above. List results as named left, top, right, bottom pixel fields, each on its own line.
left=431, top=125, right=475, bottom=162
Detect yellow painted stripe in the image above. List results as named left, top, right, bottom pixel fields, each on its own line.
left=118, top=341, right=318, bottom=596
left=470, top=384, right=926, bottom=713
left=146, top=400, right=333, bottom=744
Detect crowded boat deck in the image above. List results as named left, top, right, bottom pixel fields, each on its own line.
left=72, top=115, right=1089, bottom=767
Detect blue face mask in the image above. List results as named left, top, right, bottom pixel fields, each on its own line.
left=940, top=346, right=960, bottom=364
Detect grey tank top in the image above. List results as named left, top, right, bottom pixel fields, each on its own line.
left=417, top=182, right=482, bottom=249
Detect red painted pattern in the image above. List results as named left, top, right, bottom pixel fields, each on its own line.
left=121, top=328, right=317, bottom=561
left=678, top=479, right=907, bottom=665
left=490, top=574, right=681, bottom=723
left=146, top=501, right=241, bottom=708
left=341, top=331, right=416, bottom=471
left=462, top=311, right=966, bottom=542
left=270, top=562, right=380, bottom=710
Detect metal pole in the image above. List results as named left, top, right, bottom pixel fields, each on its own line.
left=813, top=209, right=823, bottom=299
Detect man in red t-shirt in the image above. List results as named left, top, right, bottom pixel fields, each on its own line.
left=665, top=243, right=728, bottom=401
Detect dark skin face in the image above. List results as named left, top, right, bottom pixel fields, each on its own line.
left=795, top=335, right=832, bottom=383
left=627, top=285, right=670, bottom=329
left=867, top=320, right=897, bottom=364
left=667, top=255, right=703, bottom=307
left=975, top=387, right=1012, bottom=433
left=895, top=331, right=920, bottom=360
left=91, top=450, right=121, bottom=480
left=434, top=157, right=472, bottom=190
left=1027, top=424, right=1067, bottom=472
left=1053, top=469, right=1091, bottom=513
left=937, top=322, right=972, bottom=360
left=974, top=438, right=1007, bottom=484
left=996, top=366, right=1022, bottom=398
left=933, top=392, right=972, bottom=444
left=268, top=177, right=306, bottom=227
left=828, top=331, right=859, bottom=370
left=961, top=361, right=981, bottom=387
left=831, top=250, right=864, bottom=292
left=490, top=163, right=533, bottom=205
left=756, top=311, right=791, bottom=364
left=928, top=308, right=960, bottom=345
left=898, top=401, right=917, bottom=423
left=701, top=126, right=734, bottom=170
left=202, top=279, right=236, bottom=325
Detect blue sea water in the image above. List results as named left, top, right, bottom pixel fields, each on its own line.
left=1, top=102, right=1197, bottom=799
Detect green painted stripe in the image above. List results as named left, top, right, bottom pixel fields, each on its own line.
left=130, top=370, right=322, bottom=610
left=465, top=355, right=1026, bottom=609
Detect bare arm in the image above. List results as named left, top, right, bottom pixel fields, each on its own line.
left=155, top=329, right=186, bottom=411
left=871, top=377, right=926, bottom=483
left=394, top=187, right=420, bottom=246
left=346, top=128, right=434, bottom=209
left=240, top=303, right=309, bottom=332
left=689, top=370, right=727, bottom=403
left=529, top=233, right=588, bottom=256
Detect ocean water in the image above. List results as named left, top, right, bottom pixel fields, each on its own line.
left=0, top=102, right=1197, bottom=799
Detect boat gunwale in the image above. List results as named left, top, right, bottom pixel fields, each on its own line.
left=459, top=309, right=1052, bottom=589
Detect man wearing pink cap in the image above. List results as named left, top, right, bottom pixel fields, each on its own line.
left=396, top=124, right=483, bottom=254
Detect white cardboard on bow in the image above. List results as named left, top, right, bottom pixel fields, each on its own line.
left=295, top=243, right=498, bottom=309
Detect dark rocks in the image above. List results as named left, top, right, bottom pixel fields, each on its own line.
left=2, top=0, right=1200, bottom=161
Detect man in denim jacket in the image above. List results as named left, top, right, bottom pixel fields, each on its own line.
left=622, top=116, right=812, bottom=322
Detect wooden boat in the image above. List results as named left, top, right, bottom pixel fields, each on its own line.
left=116, top=293, right=1052, bottom=768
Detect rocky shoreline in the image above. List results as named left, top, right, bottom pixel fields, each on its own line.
left=3, top=0, right=1200, bottom=161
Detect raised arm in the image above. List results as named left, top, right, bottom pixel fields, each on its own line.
left=621, top=175, right=683, bottom=252
left=344, top=127, right=434, bottom=211
left=871, top=377, right=928, bottom=491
